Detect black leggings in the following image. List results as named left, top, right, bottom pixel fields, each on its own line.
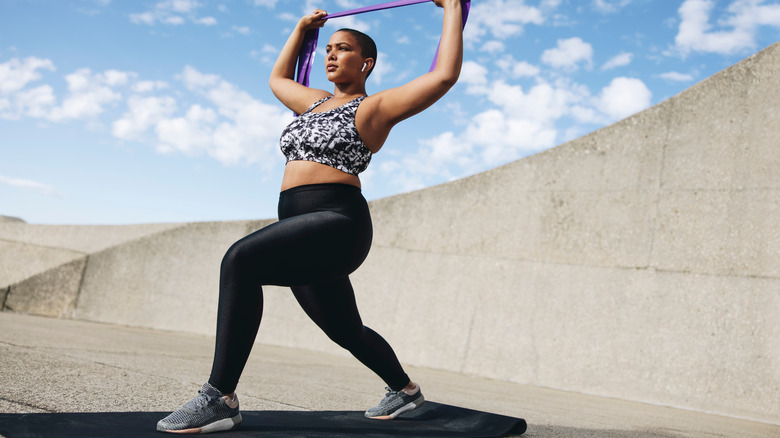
left=208, top=183, right=410, bottom=394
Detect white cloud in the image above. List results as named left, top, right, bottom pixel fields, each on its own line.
left=13, top=85, right=57, bottom=119
left=376, top=78, right=584, bottom=189
left=377, top=69, right=654, bottom=191
left=164, top=15, right=185, bottom=25
left=675, top=0, right=751, bottom=55
left=0, top=59, right=135, bottom=122
left=156, top=104, right=217, bottom=155
left=113, top=95, right=177, bottom=140
left=481, top=40, right=505, bottom=54
left=325, top=15, right=371, bottom=33
left=569, top=104, right=602, bottom=125
left=597, top=77, right=652, bottom=120
left=232, top=25, right=251, bottom=35
left=376, top=103, right=559, bottom=192
left=541, top=37, right=593, bottom=70
left=0, top=62, right=293, bottom=169
left=199, top=79, right=291, bottom=166
left=601, top=52, right=633, bottom=70
left=0, top=175, right=61, bottom=196
left=593, top=0, right=632, bottom=13
left=495, top=55, right=540, bottom=79
left=180, top=66, right=220, bottom=89
left=335, top=0, right=361, bottom=8
left=675, top=0, right=780, bottom=56
left=132, top=80, right=169, bottom=93
left=369, top=51, right=393, bottom=86
left=102, top=69, right=134, bottom=86
left=77, top=0, right=113, bottom=15
left=251, top=45, right=278, bottom=64
left=485, top=79, right=586, bottom=125
left=461, top=108, right=558, bottom=165
left=278, top=12, right=297, bottom=23
left=373, top=130, right=478, bottom=193
left=466, top=0, right=545, bottom=42
left=130, top=12, right=156, bottom=25
left=254, top=0, right=278, bottom=7
left=130, top=0, right=216, bottom=26
left=0, top=60, right=294, bottom=171
left=197, top=16, right=217, bottom=26
left=48, top=68, right=132, bottom=121
left=659, top=71, right=695, bottom=81
left=115, top=66, right=292, bottom=168
left=460, top=61, right=489, bottom=87
left=0, top=57, right=55, bottom=94
left=169, top=0, right=199, bottom=13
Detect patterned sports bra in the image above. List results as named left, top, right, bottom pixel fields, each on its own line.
left=279, top=96, right=372, bottom=176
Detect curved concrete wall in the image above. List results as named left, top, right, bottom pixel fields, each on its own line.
left=352, top=41, right=780, bottom=424
left=2, top=42, right=779, bottom=424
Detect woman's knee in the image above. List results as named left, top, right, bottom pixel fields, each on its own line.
left=221, top=241, right=245, bottom=274
left=326, top=324, right=366, bottom=351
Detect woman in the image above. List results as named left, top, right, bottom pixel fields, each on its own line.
left=157, top=0, right=463, bottom=433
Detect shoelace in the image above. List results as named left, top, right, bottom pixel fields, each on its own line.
left=382, top=387, right=401, bottom=401
left=186, top=389, right=216, bottom=412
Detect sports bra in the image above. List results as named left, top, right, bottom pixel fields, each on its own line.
left=279, top=96, right=372, bottom=176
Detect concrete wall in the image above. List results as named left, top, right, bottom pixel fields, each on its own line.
left=0, top=222, right=184, bottom=317
left=73, top=220, right=272, bottom=333
left=350, top=41, right=780, bottom=424
left=2, top=42, right=779, bottom=424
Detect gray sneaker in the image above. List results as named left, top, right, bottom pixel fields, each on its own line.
left=364, top=386, right=425, bottom=420
left=157, top=383, right=242, bottom=434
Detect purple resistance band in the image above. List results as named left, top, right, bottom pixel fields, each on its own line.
left=295, top=0, right=471, bottom=87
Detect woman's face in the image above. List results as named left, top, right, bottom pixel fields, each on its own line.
left=324, top=31, right=366, bottom=84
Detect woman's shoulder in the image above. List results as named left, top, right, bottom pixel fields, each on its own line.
left=358, top=87, right=407, bottom=124
left=358, top=92, right=387, bottom=114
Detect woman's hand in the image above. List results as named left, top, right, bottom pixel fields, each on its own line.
left=298, top=9, right=328, bottom=32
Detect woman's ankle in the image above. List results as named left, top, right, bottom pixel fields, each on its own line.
left=401, top=381, right=419, bottom=396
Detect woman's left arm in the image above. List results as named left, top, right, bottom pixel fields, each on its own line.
left=361, top=0, right=463, bottom=133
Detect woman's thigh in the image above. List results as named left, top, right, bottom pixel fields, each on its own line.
left=225, top=210, right=367, bottom=286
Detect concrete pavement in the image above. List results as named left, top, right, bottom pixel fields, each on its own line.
left=1, top=312, right=777, bottom=437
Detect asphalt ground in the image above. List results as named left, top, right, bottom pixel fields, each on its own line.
left=1, top=312, right=777, bottom=437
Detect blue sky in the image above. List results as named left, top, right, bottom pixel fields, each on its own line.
left=2, top=0, right=779, bottom=225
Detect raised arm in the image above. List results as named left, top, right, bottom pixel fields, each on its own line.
left=359, top=0, right=463, bottom=143
left=269, top=10, right=332, bottom=114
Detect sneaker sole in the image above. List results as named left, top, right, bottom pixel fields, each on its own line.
left=159, top=413, right=242, bottom=434
left=367, top=395, right=425, bottom=420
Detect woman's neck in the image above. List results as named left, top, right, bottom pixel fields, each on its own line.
left=332, top=83, right=367, bottom=99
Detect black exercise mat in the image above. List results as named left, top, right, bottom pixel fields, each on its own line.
left=0, top=401, right=526, bottom=437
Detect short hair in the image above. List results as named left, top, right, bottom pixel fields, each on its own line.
left=336, top=28, right=377, bottom=78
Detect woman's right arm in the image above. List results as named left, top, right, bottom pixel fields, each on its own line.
left=269, top=9, right=332, bottom=114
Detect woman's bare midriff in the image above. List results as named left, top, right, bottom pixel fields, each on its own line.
left=281, top=160, right=361, bottom=191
